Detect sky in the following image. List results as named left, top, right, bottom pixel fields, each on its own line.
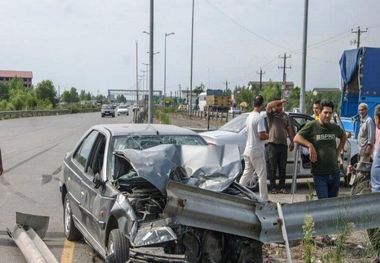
left=1, top=0, right=380, bottom=98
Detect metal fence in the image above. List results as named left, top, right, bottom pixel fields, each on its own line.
left=0, top=108, right=99, bottom=120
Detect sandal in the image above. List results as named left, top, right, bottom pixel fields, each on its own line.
left=280, top=188, right=289, bottom=194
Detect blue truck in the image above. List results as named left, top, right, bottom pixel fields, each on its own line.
left=339, top=47, right=380, bottom=138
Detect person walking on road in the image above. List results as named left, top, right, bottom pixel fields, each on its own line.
left=240, top=95, right=269, bottom=200
left=358, top=103, right=375, bottom=162
left=266, top=98, right=294, bottom=194
left=294, top=100, right=347, bottom=199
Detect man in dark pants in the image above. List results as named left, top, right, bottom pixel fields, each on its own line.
left=266, top=99, right=294, bottom=194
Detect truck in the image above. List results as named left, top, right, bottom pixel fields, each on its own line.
left=339, top=47, right=380, bottom=137
left=198, top=89, right=230, bottom=112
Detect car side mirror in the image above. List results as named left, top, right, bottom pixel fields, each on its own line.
left=93, top=173, right=104, bottom=189
left=346, top=132, right=352, bottom=138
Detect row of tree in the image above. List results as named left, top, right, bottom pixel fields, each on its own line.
left=190, top=81, right=341, bottom=115
left=0, top=78, right=107, bottom=111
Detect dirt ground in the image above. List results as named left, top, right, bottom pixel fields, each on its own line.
left=165, top=112, right=379, bottom=263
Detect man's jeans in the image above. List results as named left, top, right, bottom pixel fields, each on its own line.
left=268, top=143, right=288, bottom=190
left=313, top=172, right=340, bottom=199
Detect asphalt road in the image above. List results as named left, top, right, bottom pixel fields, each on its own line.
left=0, top=112, right=352, bottom=262
left=0, top=112, right=132, bottom=262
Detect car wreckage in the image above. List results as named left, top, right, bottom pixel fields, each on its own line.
left=61, top=124, right=380, bottom=263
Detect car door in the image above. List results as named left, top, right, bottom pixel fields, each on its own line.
left=287, top=114, right=313, bottom=176
left=69, top=130, right=99, bottom=226
left=80, top=132, right=111, bottom=247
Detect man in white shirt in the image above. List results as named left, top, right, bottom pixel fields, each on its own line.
left=358, top=103, right=375, bottom=162
left=239, top=95, right=269, bottom=200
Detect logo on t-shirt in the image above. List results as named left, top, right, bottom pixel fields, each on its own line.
left=316, top=134, right=336, bottom=141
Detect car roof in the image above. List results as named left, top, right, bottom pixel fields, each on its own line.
left=92, top=123, right=200, bottom=137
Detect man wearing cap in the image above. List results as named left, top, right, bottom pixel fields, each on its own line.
left=266, top=98, right=294, bottom=194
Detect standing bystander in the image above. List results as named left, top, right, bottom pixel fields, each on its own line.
left=312, top=100, right=321, bottom=120
left=358, top=103, right=375, bottom=162
left=371, top=105, right=380, bottom=192
left=240, top=95, right=269, bottom=200
left=266, top=99, right=294, bottom=194
left=294, top=100, right=347, bottom=199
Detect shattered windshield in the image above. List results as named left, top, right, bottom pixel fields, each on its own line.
left=113, top=135, right=206, bottom=151
left=219, top=113, right=248, bottom=133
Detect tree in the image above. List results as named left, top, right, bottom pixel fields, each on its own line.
left=261, top=82, right=281, bottom=103
left=80, top=90, right=92, bottom=101
left=61, top=87, right=80, bottom=103
left=35, top=80, right=57, bottom=107
left=116, top=94, right=127, bottom=103
left=0, top=83, right=9, bottom=101
left=193, top=84, right=205, bottom=96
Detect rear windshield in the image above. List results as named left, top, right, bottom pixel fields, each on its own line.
left=219, top=114, right=248, bottom=133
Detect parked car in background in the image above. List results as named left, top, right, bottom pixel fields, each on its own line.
left=200, top=112, right=357, bottom=182
left=60, top=124, right=265, bottom=262
left=101, top=104, right=115, bottom=118
left=116, top=105, right=129, bottom=116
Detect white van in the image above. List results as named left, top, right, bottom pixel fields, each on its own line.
left=198, top=92, right=207, bottom=112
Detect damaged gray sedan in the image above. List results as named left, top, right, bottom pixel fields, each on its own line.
left=60, top=124, right=264, bottom=263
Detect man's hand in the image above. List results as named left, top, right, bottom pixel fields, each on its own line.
left=364, top=144, right=372, bottom=156
left=308, top=144, right=318, bottom=162
left=0, top=165, right=3, bottom=176
left=281, top=99, right=287, bottom=104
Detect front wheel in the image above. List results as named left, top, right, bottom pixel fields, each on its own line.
left=63, top=195, right=82, bottom=241
left=106, top=229, right=129, bottom=263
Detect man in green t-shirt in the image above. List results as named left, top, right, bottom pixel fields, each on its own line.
left=294, top=100, right=347, bottom=199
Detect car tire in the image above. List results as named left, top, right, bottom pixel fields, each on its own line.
left=112, top=114, right=115, bottom=118
left=63, top=195, right=82, bottom=241
left=101, top=114, right=105, bottom=118
left=106, top=229, right=130, bottom=263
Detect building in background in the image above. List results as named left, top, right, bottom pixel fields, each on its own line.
left=0, top=70, right=33, bottom=88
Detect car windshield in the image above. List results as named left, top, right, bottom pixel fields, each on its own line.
left=219, top=113, right=248, bottom=133
left=113, top=135, right=206, bottom=151
left=102, top=105, right=113, bottom=109
left=118, top=106, right=128, bottom=109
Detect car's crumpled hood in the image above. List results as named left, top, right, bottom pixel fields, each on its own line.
left=114, top=144, right=242, bottom=193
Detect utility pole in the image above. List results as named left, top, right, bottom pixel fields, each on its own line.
left=256, top=68, right=265, bottom=91
left=148, top=0, right=154, bottom=123
left=351, top=26, right=368, bottom=48
left=300, top=0, right=309, bottom=113
left=135, top=41, right=139, bottom=104
left=224, top=80, right=230, bottom=92
left=179, top=84, right=182, bottom=99
left=164, top=32, right=175, bottom=98
left=189, top=0, right=195, bottom=116
left=278, top=53, right=291, bottom=99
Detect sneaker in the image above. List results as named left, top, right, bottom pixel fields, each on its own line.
left=280, top=188, right=289, bottom=194
left=271, top=189, right=278, bottom=194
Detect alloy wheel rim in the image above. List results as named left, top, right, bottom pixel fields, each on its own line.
left=64, top=199, right=71, bottom=234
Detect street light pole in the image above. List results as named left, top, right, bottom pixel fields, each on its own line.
left=164, top=32, right=175, bottom=98
left=148, top=0, right=154, bottom=123
left=189, top=0, right=195, bottom=116
left=300, top=0, right=309, bottom=113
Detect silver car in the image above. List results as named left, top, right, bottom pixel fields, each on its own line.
left=59, top=124, right=264, bottom=262
left=200, top=112, right=357, bottom=182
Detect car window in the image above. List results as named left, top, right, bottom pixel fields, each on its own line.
left=88, top=134, right=106, bottom=175
left=74, top=131, right=99, bottom=167
left=219, top=113, right=248, bottom=133
left=291, top=116, right=313, bottom=133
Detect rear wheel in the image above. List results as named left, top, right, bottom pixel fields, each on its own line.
left=106, top=229, right=129, bottom=263
left=63, top=195, right=82, bottom=241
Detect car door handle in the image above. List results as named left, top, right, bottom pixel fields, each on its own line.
left=80, top=191, right=85, bottom=197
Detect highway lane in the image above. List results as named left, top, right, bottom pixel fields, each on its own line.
left=0, top=112, right=132, bottom=262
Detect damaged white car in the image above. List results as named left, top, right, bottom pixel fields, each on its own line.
left=59, top=124, right=264, bottom=263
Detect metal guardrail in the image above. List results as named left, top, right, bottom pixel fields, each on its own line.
left=0, top=108, right=99, bottom=120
